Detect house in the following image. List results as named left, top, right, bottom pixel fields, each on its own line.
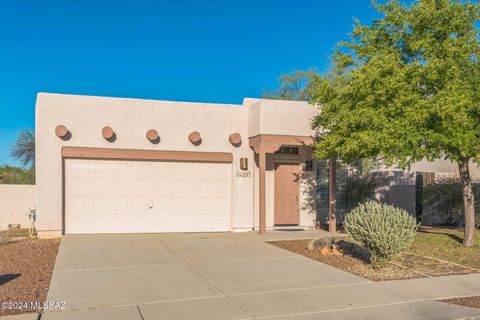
left=35, top=93, right=319, bottom=238
left=32, top=93, right=480, bottom=238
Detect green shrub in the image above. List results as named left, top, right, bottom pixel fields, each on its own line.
left=344, top=201, right=418, bottom=269
left=345, top=174, right=378, bottom=210
left=0, top=165, right=34, bottom=184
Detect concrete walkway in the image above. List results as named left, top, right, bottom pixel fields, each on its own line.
left=36, top=231, right=480, bottom=319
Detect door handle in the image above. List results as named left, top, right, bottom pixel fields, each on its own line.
left=149, top=206, right=153, bottom=209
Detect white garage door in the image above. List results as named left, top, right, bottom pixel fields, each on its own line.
left=64, top=159, right=232, bottom=234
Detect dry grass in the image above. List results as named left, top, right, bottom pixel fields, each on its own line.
left=411, top=228, right=480, bottom=269
left=0, top=228, right=35, bottom=244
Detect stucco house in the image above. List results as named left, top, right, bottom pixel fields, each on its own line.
left=27, top=93, right=480, bottom=238
left=34, top=93, right=320, bottom=238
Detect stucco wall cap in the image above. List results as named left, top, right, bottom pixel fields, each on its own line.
left=146, top=129, right=159, bottom=142
left=188, top=131, right=201, bottom=144
left=55, top=125, right=68, bottom=138
left=102, top=126, right=114, bottom=140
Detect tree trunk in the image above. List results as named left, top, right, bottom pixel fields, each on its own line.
left=328, top=156, right=337, bottom=233
left=458, top=158, right=476, bottom=247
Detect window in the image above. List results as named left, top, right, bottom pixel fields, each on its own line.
left=316, top=160, right=349, bottom=213
left=274, top=146, right=300, bottom=155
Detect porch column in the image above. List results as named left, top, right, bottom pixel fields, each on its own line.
left=328, top=156, right=337, bottom=233
left=259, top=148, right=267, bottom=234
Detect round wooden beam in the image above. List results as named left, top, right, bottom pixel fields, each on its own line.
left=188, top=131, right=201, bottom=144
left=102, top=126, right=114, bottom=140
left=146, top=129, right=159, bottom=142
left=228, top=133, right=241, bottom=145
left=55, top=125, right=68, bottom=138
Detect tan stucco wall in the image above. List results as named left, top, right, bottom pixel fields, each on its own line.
left=0, top=184, right=36, bottom=230
left=36, top=93, right=255, bottom=235
left=245, top=98, right=318, bottom=138
left=410, top=158, right=480, bottom=180
left=378, top=157, right=480, bottom=180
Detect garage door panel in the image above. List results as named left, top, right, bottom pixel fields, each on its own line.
left=109, top=161, right=130, bottom=175
left=172, top=163, right=191, bottom=176
left=192, top=216, right=211, bottom=229
left=130, top=216, right=151, bottom=232
left=109, top=216, right=131, bottom=232
left=65, top=159, right=232, bottom=234
left=89, top=179, right=108, bottom=193
left=214, top=164, right=231, bottom=176
left=88, top=161, right=108, bottom=175
left=131, top=162, right=152, bottom=176
left=211, top=180, right=229, bottom=195
left=193, top=198, right=210, bottom=212
left=152, top=162, right=171, bottom=177
left=66, top=161, right=88, bottom=176
left=152, top=216, right=173, bottom=232
left=172, top=198, right=192, bottom=212
left=172, top=180, right=192, bottom=193
left=131, top=198, right=151, bottom=212
left=66, top=196, right=88, bottom=213
left=66, top=178, right=87, bottom=194
left=152, top=198, right=171, bottom=213
left=110, top=198, right=130, bottom=213
left=66, top=215, right=88, bottom=234
left=88, top=216, right=110, bottom=233
left=153, top=179, right=170, bottom=193
left=192, top=180, right=210, bottom=194
left=110, top=179, right=129, bottom=193
left=88, top=198, right=108, bottom=213
left=192, top=163, right=210, bottom=176
left=131, top=179, right=153, bottom=193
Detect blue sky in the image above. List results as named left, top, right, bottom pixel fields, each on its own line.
left=0, top=0, right=376, bottom=165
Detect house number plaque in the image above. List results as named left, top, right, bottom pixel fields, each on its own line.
left=236, top=171, right=252, bottom=178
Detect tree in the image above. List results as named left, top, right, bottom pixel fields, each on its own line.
left=11, top=129, right=35, bottom=169
left=310, top=0, right=480, bottom=246
left=0, top=165, right=34, bottom=184
left=263, top=69, right=318, bottom=101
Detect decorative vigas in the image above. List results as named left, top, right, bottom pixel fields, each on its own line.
left=228, top=133, right=241, bottom=146
left=102, top=126, right=115, bottom=141
left=55, top=125, right=69, bottom=138
left=188, top=131, right=201, bottom=145
left=146, top=129, right=159, bottom=143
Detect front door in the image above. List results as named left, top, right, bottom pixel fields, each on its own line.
left=274, top=162, right=299, bottom=225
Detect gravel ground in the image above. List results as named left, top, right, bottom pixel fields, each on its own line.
left=442, top=296, right=480, bottom=309
left=0, top=238, right=60, bottom=316
left=268, top=239, right=424, bottom=281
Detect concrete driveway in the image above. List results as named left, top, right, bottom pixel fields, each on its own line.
left=42, top=231, right=480, bottom=320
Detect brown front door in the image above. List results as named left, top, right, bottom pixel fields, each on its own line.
left=274, top=162, right=299, bottom=225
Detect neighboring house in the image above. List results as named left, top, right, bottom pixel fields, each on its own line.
left=32, top=93, right=480, bottom=238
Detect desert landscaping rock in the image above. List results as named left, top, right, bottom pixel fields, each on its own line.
left=441, top=296, right=480, bottom=309
left=0, top=239, right=59, bottom=316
